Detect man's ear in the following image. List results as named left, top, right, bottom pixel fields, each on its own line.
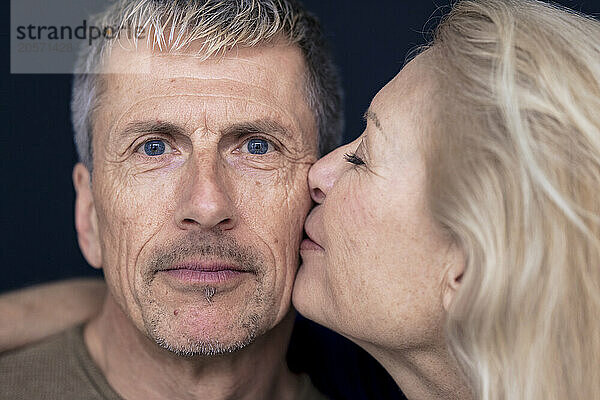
left=442, top=249, right=465, bottom=312
left=73, top=163, right=102, bottom=269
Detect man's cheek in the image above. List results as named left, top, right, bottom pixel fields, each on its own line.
left=279, top=161, right=312, bottom=211
left=95, top=182, right=168, bottom=272
left=262, top=170, right=309, bottom=255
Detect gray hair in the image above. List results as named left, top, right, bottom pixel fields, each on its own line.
left=71, top=0, right=343, bottom=170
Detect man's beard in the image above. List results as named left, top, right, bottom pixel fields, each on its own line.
left=149, top=314, right=260, bottom=357
left=139, top=233, right=274, bottom=357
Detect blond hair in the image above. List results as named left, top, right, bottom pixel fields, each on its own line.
left=425, top=0, right=600, bottom=398
left=72, top=0, right=343, bottom=170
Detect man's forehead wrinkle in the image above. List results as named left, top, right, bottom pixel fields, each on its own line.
left=107, top=45, right=304, bottom=94
left=110, top=48, right=285, bottom=80
left=106, top=93, right=299, bottom=136
left=106, top=74, right=305, bottom=124
left=151, top=50, right=287, bottom=70
left=110, top=70, right=276, bottom=91
left=149, top=75, right=297, bottom=102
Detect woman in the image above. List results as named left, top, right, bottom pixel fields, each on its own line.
left=2, top=0, right=599, bottom=398
left=293, top=0, right=600, bottom=399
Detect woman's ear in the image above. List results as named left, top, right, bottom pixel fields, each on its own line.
left=442, top=247, right=465, bottom=312
left=73, top=163, right=102, bottom=269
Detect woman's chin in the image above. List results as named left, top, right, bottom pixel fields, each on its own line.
left=292, top=260, right=328, bottom=324
left=293, top=255, right=357, bottom=339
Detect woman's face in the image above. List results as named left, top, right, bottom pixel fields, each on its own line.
left=293, top=56, right=463, bottom=351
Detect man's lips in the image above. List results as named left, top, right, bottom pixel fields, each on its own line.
left=157, top=261, right=253, bottom=284
left=162, top=262, right=250, bottom=273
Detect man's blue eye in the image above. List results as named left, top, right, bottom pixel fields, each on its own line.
left=144, top=140, right=166, bottom=156
left=246, top=139, right=270, bottom=155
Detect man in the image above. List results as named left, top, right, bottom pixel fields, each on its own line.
left=0, top=0, right=342, bottom=398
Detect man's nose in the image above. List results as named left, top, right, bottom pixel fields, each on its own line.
left=175, top=157, right=237, bottom=231
left=308, top=145, right=349, bottom=204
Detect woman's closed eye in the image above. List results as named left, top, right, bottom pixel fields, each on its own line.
left=344, top=152, right=365, bottom=166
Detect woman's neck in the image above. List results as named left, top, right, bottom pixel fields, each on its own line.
left=360, top=340, right=472, bottom=400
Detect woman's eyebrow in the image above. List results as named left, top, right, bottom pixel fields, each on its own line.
left=363, top=108, right=382, bottom=132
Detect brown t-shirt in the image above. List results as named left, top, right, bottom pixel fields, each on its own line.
left=0, top=325, right=329, bottom=400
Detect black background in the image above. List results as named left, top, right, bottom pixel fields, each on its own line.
left=2, top=1, right=600, bottom=399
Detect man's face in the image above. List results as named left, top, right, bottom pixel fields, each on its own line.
left=78, top=41, right=317, bottom=355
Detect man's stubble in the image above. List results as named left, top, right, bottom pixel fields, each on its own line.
left=138, top=233, right=277, bottom=357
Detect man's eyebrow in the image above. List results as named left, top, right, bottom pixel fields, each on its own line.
left=363, top=108, right=382, bottom=131
left=222, top=118, right=292, bottom=138
left=118, top=121, right=186, bottom=138
left=118, top=119, right=291, bottom=140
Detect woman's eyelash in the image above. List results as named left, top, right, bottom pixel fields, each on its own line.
left=344, top=152, right=365, bottom=166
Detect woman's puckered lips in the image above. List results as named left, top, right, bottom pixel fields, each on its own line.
left=302, top=210, right=325, bottom=251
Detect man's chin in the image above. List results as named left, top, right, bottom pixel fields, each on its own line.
left=151, top=328, right=258, bottom=357
left=140, top=298, right=268, bottom=357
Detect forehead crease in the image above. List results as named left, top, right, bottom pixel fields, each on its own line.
left=111, top=75, right=290, bottom=101
left=108, top=94, right=299, bottom=138
left=103, top=73, right=306, bottom=123
left=107, top=43, right=305, bottom=88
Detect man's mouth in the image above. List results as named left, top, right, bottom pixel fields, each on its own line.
left=159, top=261, right=253, bottom=285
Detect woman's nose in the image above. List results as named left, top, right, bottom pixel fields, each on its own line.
left=308, top=144, right=351, bottom=204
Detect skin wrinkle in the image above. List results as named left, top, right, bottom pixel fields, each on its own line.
left=102, top=178, right=163, bottom=326
left=131, top=209, right=167, bottom=305
left=102, top=47, right=304, bottom=110
left=96, top=137, right=227, bottom=332
left=103, top=41, right=306, bottom=107
left=100, top=51, right=311, bottom=118
left=101, top=201, right=135, bottom=320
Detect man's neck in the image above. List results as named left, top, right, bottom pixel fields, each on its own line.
left=84, top=295, right=301, bottom=400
